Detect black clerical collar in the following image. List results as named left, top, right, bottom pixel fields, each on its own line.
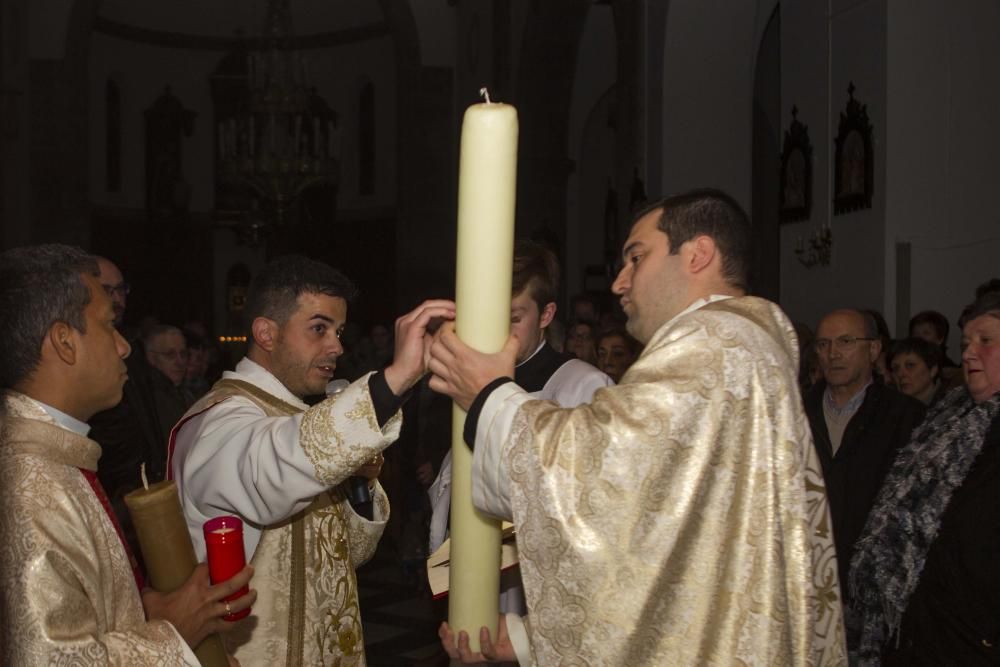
left=515, top=341, right=572, bottom=393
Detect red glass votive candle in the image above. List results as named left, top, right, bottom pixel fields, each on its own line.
left=203, top=515, right=251, bottom=621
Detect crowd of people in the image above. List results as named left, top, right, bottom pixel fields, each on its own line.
left=1, top=188, right=997, bottom=665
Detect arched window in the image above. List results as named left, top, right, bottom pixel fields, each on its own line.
left=106, top=79, right=121, bottom=192
left=358, top=81, right=375, bottom=195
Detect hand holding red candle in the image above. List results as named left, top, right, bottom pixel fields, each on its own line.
left=203, top=516, right=252, bottom=621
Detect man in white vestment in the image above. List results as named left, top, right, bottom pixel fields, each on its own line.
left=171, top=255, right=453, bottom=666
left=430, top=189, right=848, bottom=665
left=0, top=244, right=255, bottom=666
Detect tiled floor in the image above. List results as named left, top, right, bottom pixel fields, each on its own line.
left=358, top=543, right=450, bottom=667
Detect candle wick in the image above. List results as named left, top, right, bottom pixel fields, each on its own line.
left=479, top=87, right=491, bottom=104
left=140, top=463, right=149, bottom=491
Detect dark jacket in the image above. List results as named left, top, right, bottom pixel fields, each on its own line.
left=884, top=415, right=1000, bottom=665
left=804, top=381, right=926, bottom=596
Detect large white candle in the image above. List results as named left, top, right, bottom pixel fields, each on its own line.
left=449, top=90, right=517, bottom=652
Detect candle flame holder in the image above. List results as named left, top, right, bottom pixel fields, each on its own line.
left=794, top=225, right=833, bottom=268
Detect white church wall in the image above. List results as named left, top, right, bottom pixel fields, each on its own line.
left=659, top=0, right=759, bottom=210
left=27, top=0, right=73, bottom=59
left=565, top=5, right=617, bottom=302
left=88, top=31, right=397, bottom=215
left=409, top=0, right=455, bottom=68
left=778, top=0, right=888, bottom=331
left=88, top=35, right=219, bottom=211
left=886, top=0, right=1000, bottom=360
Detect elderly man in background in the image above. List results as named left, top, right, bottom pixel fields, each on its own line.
left=88, top=255, right=167, bottom=564
left=803, top=308, right=925, bottom=622
left=145, top=324, right=196, bottom=443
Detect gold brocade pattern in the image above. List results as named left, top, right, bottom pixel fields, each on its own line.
left=300, top=385, right=399, bottom=486
left=502, top=297, right=847, bottom=665
left=0, top=392, right=187, bottom=665
left=185, top=377, right=391, bottom=666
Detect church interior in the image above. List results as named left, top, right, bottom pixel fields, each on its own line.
left=3, top=0, right=997, bottom=360
left=2, top=1, right=998, bottom=662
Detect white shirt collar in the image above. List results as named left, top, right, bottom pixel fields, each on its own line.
left=22, top=395, right=91, bottom=436
left=516, top=340, right=547, bottom=368
left=228, top=357, right=310, bottom=410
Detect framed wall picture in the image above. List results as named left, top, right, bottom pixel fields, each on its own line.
left=780, top=105, right=812, bottom=223
left=833, top=82, right=874, bottom=215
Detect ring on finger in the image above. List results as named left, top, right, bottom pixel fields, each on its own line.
left=224, top=601, right=232, bottom=616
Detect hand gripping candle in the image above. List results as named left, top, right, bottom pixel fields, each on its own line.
left=125, top=468, right=228, bottom=666
left=448, top=88, right=517, bottom=652
left=203, top=516, right=251, bottom=621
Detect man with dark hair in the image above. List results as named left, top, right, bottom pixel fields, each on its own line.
left=640, top=187, right=752, bottom=293
left=909, top=309, right=958, bottom=368
left=804, top=308, right=925, bottom=626
left=0, top=244, right=254, bottom=665
left=171, top=254, right=452, bottom=665
left=431, top=189, right=845, bottom=665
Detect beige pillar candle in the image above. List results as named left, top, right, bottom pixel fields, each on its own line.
left=125, top=478, right=228, bottom=667
left=448, top=89, right=518, bottom=651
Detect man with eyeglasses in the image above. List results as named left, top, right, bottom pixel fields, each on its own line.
left=89, top=255, right=165, bottom=569
left=803, top=308, right=925, bottom=630
left=144, top=325, right=195, bottom=445
left=96, top=256, right=130, bottom=329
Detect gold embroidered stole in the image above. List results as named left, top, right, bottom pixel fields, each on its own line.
left=200, top=379, right=365, bottom=666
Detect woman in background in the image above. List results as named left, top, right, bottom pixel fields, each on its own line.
left=889, top=337, right=946, bottom=408
left=595, top=328, right=641, bottom=383
left=850, top=290, right=1000, bottom=665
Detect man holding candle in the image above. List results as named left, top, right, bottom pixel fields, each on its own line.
left=0, top=244, right=255, bottom=666
left=171, top=255, right=453, bottom=666
left=429, top=190, right=847, bottom=665
left=426, top=240, right=613, bottom=557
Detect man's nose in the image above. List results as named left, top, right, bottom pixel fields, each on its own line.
left=116, top=331, right=131, bottom=359
left=329, top=336, right=344, bottom=357
left=611, top=266, right=629, bottom=294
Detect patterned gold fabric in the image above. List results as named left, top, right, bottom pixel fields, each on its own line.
left=184, top=378, right=390, bottom=666
left=0, top=391, right=188, bottom=665
left=498, top=297, right=846, bottom=665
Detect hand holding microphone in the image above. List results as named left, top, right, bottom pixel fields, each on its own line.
left=326, top=379, right=380, bottom=520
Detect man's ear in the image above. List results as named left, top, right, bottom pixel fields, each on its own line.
left=45, top=321, right=78, bottom=366
left=251, top=317, right=279, bottom=352
left=539, top=302, right=557, bottom=330
left=868, top=338, right=882, bottom=363
left=687, top=235, right=718, bottom=275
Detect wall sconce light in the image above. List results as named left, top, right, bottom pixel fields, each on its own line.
left=794, top=223, right=832, bottom=268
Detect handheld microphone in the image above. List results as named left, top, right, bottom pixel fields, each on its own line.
left=326, top=379, right=374, bottom=519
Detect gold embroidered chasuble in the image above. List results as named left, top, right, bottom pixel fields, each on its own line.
left=179, top=376, right=394, bottom=667
left=477, top=297, right=847, bottom=665
left=0, top=391, right=189, bottom=666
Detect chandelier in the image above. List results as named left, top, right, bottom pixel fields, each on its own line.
left=217, top=0, right=339, bottom=233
